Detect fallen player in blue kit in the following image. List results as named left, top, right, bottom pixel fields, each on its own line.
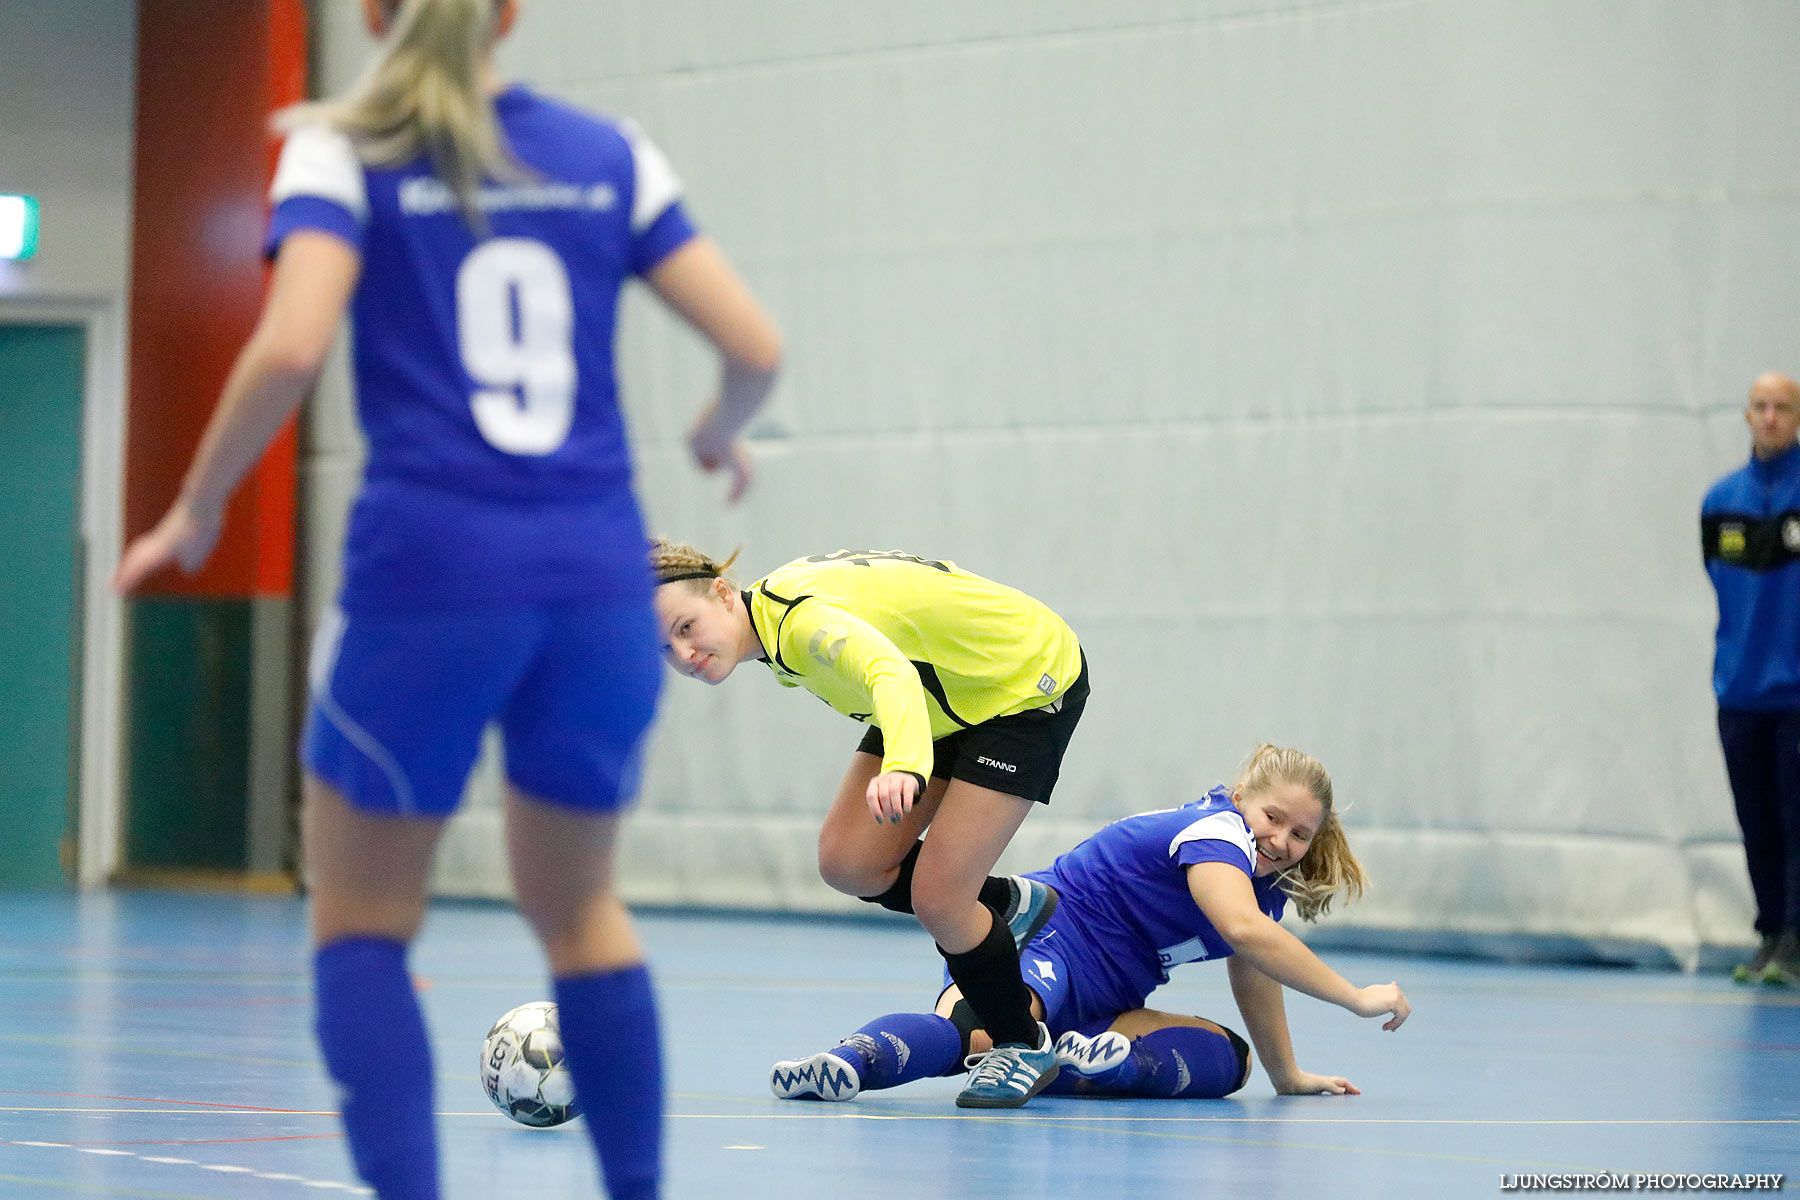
left=770, top=745, right=1410, bottom=1101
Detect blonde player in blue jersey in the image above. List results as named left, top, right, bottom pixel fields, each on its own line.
left=650, top=543, right=1086, bottom=1108
left=767, top=745, right=1410, bottom=1103
left=112, top=3, right=781, bottom=1197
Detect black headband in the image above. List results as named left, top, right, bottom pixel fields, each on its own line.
left=658, top=569, right=719, bottom=585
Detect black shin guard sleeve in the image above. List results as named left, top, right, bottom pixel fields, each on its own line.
left=1223, top=1025, right=1252, bottom=1093
left=857, top=841, right=1012, bottom=920
left=939, top=913, right=1039, bottom=1048
left=857, top=841, right=924, bottom=915
left=946, top=999, right=981, bottom=1068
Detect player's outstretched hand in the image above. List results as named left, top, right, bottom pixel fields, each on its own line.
left=865, top=770, right=918, bottom=825
left=1274, top=1070, right=1361, bottom=1096
left=687, top=420, right=754, bottom=505
left=1351, top=982, right=1410, bottom=1031
left=113, top=501, right=222, bottom=594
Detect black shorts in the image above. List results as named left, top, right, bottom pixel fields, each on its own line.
left=856, top=654, right=1089, bottom=805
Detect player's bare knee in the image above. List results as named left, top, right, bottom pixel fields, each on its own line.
left=909, top=888, right=984, bottom=945
left=512, top=898, right=568, bottom=944
left=816, top=839, right=884, bottom=896
left=533, top=927, right=594, bottom=976
left=311, top=891, right=426, bottom=946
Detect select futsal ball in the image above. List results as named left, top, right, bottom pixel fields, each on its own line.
left=480, top=1001, right=581, bottom=1127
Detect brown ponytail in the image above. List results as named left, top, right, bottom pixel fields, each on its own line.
left=649, top=538, right=742, bottom=592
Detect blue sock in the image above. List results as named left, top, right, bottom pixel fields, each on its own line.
left=314, top=937, right=438, bottom=1200
left=554, top=964, right=662, bottom=1200
left=827, top=1012, right=963, bottom=1090
left=1122, top=1026, right=1246, bottom=1098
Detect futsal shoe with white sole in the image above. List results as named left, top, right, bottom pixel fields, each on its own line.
left=1054, top=1029, right=1132, bottom=1078
left=955, top=1022, right=1059, bottom=1109
left=769, top=1051, right=863, bottom=1102
left=1000, top=877, right=1060, bottom=954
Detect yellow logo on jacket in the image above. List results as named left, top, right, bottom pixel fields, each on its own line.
left=1720, top=525, right=1746, bottom=559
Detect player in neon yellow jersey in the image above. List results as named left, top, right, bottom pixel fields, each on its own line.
left=651, top=543, right=1086, bottom=1108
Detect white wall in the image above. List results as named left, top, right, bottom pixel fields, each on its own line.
left=0, top=0, right=138, bottom=302
left=307, top=0, right=1800, bottom=966
left=0, top=0, right=138, bottom=885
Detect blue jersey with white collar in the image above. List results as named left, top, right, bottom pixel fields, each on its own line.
left=1026, top=786, right=1288, bottom=1020
left=266, top=85, right=697, bottom=610
left=1702, top=444, right=1800, bottom=709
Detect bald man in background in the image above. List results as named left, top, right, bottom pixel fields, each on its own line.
left=1702, top=372, right=1800, bottom=985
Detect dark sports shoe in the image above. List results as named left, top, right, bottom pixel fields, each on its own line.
left=1001, top=877, right=1059, bottom=953
left=1732, top=934, right=1779, bottom=984
left=956, top=1022, right=1059, bottom=1109
left=1761, top=929, right=1800, bottom=987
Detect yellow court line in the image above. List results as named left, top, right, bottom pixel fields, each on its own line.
left=912, top=1117, right=1545, bottom=1168
left=665, top=1112, right=1800, bottom=1125
left=9, top=1108, right=1792, bottom=1175
left=6, top=1106, right=1796, bottom=1126
left=659, top=1111, right=1791, bottom=1177
left=663, top=1111, right=1800, bottom=1176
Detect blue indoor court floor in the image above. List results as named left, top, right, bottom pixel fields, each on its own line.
left=0, top=892, right=1794, bottom=1199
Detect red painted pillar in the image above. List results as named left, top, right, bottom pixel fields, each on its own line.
left=125, top=0, right=306, bottom=598
left=122, top=1, right=308, bottom=874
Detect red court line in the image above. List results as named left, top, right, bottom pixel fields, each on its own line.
left=19, top=994, right=306, bottom=1015
left=0, top=1090, right=314, bottom=1114
left=33, top=1134, right=344, bottom=1147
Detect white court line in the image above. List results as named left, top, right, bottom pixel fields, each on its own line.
left=5, top=1140, right=372, bottom=1195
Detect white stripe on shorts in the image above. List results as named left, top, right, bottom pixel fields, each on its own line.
left=308, top=609, right=419, bottom=814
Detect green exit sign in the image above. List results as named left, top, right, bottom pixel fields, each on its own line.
left=0, top=196, right=40, bottom=261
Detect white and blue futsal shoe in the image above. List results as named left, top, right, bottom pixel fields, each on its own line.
left=955, top=1022, right=1058, bottom=1109
left=1054, top=1029, right=1132, bottom=1077
left=1001, top=877, right=1059, bottom=953
left=769, top=1051, right=863, bottom=1102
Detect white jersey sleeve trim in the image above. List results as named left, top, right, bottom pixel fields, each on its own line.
left=620, top=119, right=684, bottom=233
left=1169, top=810, right=1256, bottom=874
left=270, top=125, right=369, bottom=222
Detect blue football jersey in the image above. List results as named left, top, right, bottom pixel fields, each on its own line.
left=1028, top=786, right=1289, bottom=1016
left=266, top=85, right=698, bottom=609
left=1702, top=444, right=1800, bottom=708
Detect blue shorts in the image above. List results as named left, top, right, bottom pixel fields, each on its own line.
left=302, top=597, right=662, bottom=817
left=937, top=920, right=1122, bottom=1040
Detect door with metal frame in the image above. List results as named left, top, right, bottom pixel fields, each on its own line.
left=0, top=321, right=85, bottom=888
